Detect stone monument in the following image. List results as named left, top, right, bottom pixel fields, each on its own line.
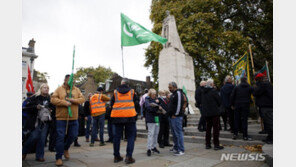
left=158, top=11, right=197, bottom=113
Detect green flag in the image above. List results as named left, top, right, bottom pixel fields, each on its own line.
left=121, top=13, right=168, bottom=46
left=67, top=46, right=75, bottom=117
left=232, top=52, right=251, bottom=85
left=182, top=86, right=188, bottom=97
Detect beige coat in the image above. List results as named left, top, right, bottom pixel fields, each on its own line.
left=51, top=85, right=85, bottom=120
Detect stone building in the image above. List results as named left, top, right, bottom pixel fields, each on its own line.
left=22, top=39, right=38, bottom=100
left=76, top=72, right=152, bottom=99
left=105, top=73, right=152, bottom=97
left=76, top=74, right=98, bottom=99
left=158, top=12, right=197, bottom=113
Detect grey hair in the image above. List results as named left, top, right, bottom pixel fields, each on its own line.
left=168, top=82, right=178, bottom=88
left=121, top=78, right=129, bottom=85
left=206, top=79, right=214, bottom=88
left=224, top=75, right=232, bottom=83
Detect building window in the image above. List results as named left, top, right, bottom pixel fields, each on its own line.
left=22, top=77, right=26, bottom=92
left=22, top=61, right=27, bottom=68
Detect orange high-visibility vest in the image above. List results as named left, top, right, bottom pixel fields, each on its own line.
left=111, top=89, right=137, bottom=118
left=90, top=93, right=106, bottom=116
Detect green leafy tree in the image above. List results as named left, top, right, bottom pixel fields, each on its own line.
left=33, top=70, right=49, bottom=83
left=145, top=0, right=272, bottom=87
left=74, top=66, right=114, bottom=86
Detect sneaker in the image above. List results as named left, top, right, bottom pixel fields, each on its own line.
left=159, top=144, right=164, bottom=148
left=232, top=134, right=238, bottom=140
left=74, top=142, right=81, bottom=147
left=125, top=156, right=135, bottom=164
left=170, top=148, right=177, bottom=152
left=147, top=149, right=151, bottom=156
left=174, top=151, right=185, bottom=156
left=114, top=156, right=123, bottom=163
left=152, top=147, right=160, bottom=154
left=243, top=136, right=253, bottom=141
left=214, top=145, right=224, bottom=150
left=205, top=145, right=212, bottom=149
left=99, top=142, right=106, bottom=146
left=89, top=143, right=94, bottom=147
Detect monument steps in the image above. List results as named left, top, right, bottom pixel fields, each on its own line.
left=103, top=118, right=266, bottom=146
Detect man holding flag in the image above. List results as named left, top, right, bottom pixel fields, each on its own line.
left=51, top=74, right=85, bottom=166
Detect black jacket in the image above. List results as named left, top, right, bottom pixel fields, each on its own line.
left=220, top=82, right=235, bottom=108
left=144, top=96, right=160, bottom=123
left=253, top=81, right=273, bottom=108
left=201, top=87, right=221, bottom=117
left=168, top=89, right=184, bottom=117
left=195, top=86, right=205, bottom=115
left=110, top=84, right=137, bottom=124
left=157, top=97, right=169, bottom=120
left=83, top=100, right=91, bottom=116
left=230, top=82, right=254, bottom=107
left=23, top=95, right=55, bottom=131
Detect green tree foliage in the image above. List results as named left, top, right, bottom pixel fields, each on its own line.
left=74, top=66, right=114, bottom=86
left=33, top=70, right=49, bottom=83
left=145, top=0, right=272, bottom=87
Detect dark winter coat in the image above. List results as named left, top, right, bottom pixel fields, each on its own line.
left=110, top=84, right=137, bottom=124
left=253, top=81, right=273, bottom=108
left=83, top=100, right=91, bottom=116
left=157, top=97, right=169, bottom=120
left=200, top=87, right=221, bottom=117
left=220, top=82, right=235, bottom=108
left=195, top=86, right=205, bottom=115
left=230, top=82, right=254, bottom=108
left=144, top=96, right=160, bottom=123
left=24, top=94, right=55, bottom=131
left=168, top=89, right=184, bottom=117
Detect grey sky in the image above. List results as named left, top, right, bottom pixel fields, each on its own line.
left=22, top=0, right=153, bottom=91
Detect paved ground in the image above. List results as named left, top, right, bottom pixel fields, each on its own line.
left=22, top=137, right=269, bottom=167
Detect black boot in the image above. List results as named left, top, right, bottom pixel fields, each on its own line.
left=152, top=147, right=160, bottom=154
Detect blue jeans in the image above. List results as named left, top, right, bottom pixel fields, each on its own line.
left=113, top=122, right=136, bottom=157
left=170, top=117, right=185, bottom=152
left=169, top=118, right=178, bottom=151
left=107, top=119, right=113, bottom=141
left=85, top=115, right=92, bottom=139
left=55, top=120, right=78, bottom=160
left=22, top=123, right=49, bottom=159
left=91, top=114, right=105, bottom=143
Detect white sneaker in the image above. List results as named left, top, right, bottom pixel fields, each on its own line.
left=169, top=148, right=177, bottom=152
left=174, top=151, right=185, bottom=156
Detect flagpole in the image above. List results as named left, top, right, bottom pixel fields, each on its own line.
left=266, top=60, right=271, bottom=82
left=248, top=44, right=263, bottom=130
left=121, top=46, right=125, bottom=77
left=66, top=45, right=75, bottom=135
left=249, top=44, right=256, bottom=77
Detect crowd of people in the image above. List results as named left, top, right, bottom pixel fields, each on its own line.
left=22, top=74, right=273, bottom=166
left=195, top=74, right=273, bottom=149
